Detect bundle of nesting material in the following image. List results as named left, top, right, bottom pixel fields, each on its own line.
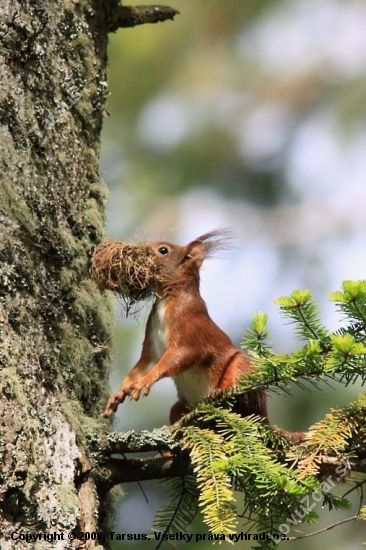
left=91, top=239, right=163, bottom=313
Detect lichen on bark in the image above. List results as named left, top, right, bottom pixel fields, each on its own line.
left=0, top=1, right=113, bottom=546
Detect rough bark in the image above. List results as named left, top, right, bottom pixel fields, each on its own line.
left=0, top=1, right=112, bottom=547
left=0, top=2, right=179, bottom=547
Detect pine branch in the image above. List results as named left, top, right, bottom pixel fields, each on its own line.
left=91, top=429, right=366, bottom=485
left=287, top=513, right=363, bottom=541
left=240, top=285, right=366, bottom=393
left=288, top=394, right=366, bottom=478
left=329, top=280, right=366, bottom=328
left=90, top=403, right=366, bottom=546
left=90, top=281, right=366, bottom=546
left=153, top=476, right=200, bottom=538
left=179, top=426, right=238, bottom=535
left=275, top=290, right=330, bottom=345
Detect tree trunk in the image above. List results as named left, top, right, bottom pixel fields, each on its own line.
left=0, top=1, right=112, bottom=547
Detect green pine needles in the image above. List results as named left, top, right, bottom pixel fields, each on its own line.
left=154, top=280, right=366, bottom=549
left=241, top=281, right=366, bottom=389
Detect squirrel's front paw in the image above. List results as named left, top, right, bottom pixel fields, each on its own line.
left=101, top=390, right=127, bottom=417
left=129, top=378, right=153, bottom=401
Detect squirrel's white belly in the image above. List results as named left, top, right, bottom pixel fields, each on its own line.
left=150, top=299, right=168, bottom=361
left=174, top=366, right=213, bottom=405
left=150, top=298, right=213, bottom=403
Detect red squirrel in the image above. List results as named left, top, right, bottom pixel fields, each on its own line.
left=102, top=229, right=268, bottom=424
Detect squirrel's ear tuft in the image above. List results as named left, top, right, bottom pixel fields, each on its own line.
left=193, top=228, right=233, bottom=258
left=183, top=228, right=233, bottom=268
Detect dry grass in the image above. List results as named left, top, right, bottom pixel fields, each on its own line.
left=91, top=240, right=163, bottom=313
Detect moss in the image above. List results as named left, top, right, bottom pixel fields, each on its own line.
left=56, top=150, right=67, bottom=164
left=70, top=254, right=90, bottom=280
left=71, top=279, right=113, bottom=336
left=0, top=339, right=12, bottom=366
left=59, top=322, right=94, bottom=373
left=61, top=400, right=110, bottom=442
left=0, top=179, right=16, bottom=213
left=59, top=266, right=75, bottom=291
left=59, top=320, right=110, bottom=412
left=0, top=179, right=36, bottom=235
left=83, top=197, right=105, bottom=240
left=89, top=181, right=109, bottom=205
left=56, top=483, right=80, bottom=526
left=0, top=0, right=112, bottom=535
left=0, top=367, right=25, bottom=402
left=23, top=465, right=40, bottom=500
left=56, top=226, right=81, bottom=261
left=71, top=31, right=93, bottom=60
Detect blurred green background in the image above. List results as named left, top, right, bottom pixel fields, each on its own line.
left=100, top=1, right=366, bottom=548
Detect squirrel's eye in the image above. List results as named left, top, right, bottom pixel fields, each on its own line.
left=158, top=246, right=169, bottom=255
